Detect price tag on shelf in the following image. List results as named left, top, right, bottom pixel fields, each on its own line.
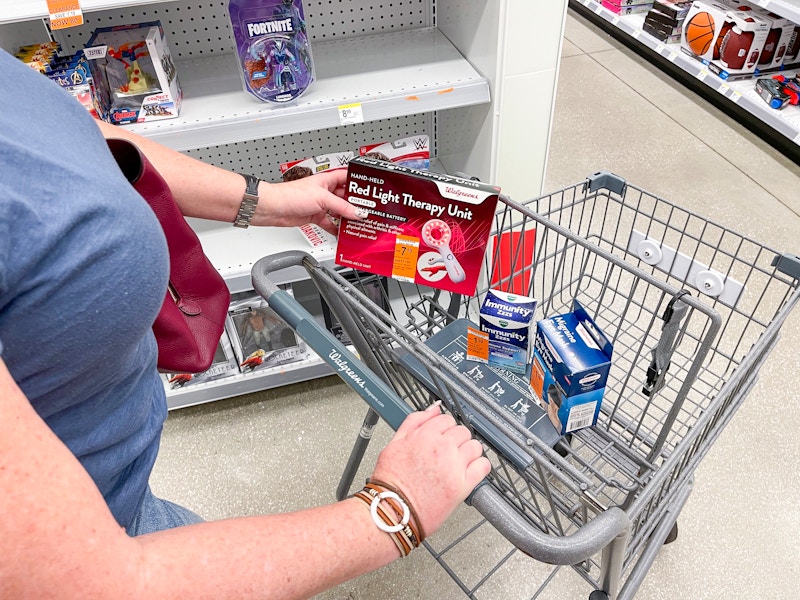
left=655, top=43, right=665, bottom=54
left=631, top=29, right=641, bottom=39
left=392, top=235, right=419, bottom=283
left=46, top=0, right=84, bottom=29
left=696, top=69, right=709, bottom=82
left=667, top=51, right=678, bottom=62
left=338, top=103, right=364, bottom=125
left=730, top=90, right=742, bottom=103
left=719, top=83, right=730, bottom=94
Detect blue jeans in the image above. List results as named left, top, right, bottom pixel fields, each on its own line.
left=127, top=485, right=204, bottom=536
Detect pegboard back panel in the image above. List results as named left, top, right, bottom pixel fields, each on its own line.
left=185, top=113, right=435, bottom=181
left=52, top=0, right=433, bottom=57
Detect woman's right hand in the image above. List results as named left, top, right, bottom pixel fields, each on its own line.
left=369, top=403, right=491, bottom=539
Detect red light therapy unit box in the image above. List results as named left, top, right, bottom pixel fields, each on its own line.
left=336, top=157, right=501, bottom=296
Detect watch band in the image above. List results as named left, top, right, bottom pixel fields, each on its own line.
left=233, top=173, right=260, bottom=228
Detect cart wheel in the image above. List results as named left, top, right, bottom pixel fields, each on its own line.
left=589, top=591, right=609, bottom=600
left=664, top=522, right=678, bottom=545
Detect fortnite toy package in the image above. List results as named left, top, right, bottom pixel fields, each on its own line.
left=228, top=0, right=314, bottom=103
left=336, top=156, right=501, bottom=296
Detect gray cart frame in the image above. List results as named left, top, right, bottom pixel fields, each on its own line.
left=251, top=172, right=800, bottom=599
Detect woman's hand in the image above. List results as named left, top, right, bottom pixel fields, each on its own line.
left=370, top=403, right=491, bottom=538
left=256, top=169, right=367, bottom=234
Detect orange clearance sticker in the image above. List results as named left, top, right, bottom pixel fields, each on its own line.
left=529, top=358, right=545, bottom=399
left=47, top=0, right=84, bottom=29
left=466, top=326, right=489, bottom=363
left=392, top=235, right=419, bottom=282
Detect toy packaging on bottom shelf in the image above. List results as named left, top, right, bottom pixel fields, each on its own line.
left=228, top=0, right=314, bottom=103
left=163, top=333, right=241, bottom=391
left=84, top=21, right=181, bottom=124
left=336, top=156, right=501, bottom=296
left=227, top=290, right=308, bottom=373
left=529, top=300, right=614, bottom=435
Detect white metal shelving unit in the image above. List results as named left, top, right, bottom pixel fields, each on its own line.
left=0, top=0, right=568, bottom=409
left=571, top=0, right=800, bottom=151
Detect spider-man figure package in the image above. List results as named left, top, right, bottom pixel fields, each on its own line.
left=228, top=0, right=315, bottom=103
left=336, top=156, right=501, bottom=296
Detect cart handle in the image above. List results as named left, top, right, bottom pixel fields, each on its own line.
left=251, top=252, right=413, bottom=430
left=468, top=485, right=630, bottom=565
left=252, top=251, right=631, bottom=566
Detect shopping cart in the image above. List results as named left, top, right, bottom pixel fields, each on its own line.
left=251, top=171, right=800, bottom=600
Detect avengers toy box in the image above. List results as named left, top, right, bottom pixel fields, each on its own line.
left=336, top=156, right=501, bottom=296
left=84, top=22, right=181, bottom=125
left=529, top=300, right=613, bottom=435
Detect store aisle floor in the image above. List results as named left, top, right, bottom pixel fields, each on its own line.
left=150, top=10, right=800, bottom=599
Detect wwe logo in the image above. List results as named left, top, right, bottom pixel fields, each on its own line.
left=412, top=137, right=428, bottom=151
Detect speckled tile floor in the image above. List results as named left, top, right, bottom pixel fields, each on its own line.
left=150, top=10, right=800, bottom=599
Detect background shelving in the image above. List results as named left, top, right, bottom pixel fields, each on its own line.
left=0, top=0, right=568, bottom=408
left=570, top=0, right=800, bottom=162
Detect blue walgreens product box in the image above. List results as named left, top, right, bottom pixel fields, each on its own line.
left=477, top=289, right=538, bottom=374
left=529, top=300, right=613, bottom=435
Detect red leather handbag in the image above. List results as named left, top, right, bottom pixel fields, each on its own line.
left=107, top=138, right=231, bottom=373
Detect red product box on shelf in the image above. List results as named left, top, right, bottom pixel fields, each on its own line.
left=336, top=156, right=501, bottom=296
left=602, top=0, right=654, bottom=15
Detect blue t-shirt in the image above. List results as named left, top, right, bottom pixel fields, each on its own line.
left=0, top=49, right=170, bottom=530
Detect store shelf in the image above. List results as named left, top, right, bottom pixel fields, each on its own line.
left=164, top=352, right=333, bottom=410
left=570, top=0, right=800, bottom=153
left=124, top=27, right=490, bottom=151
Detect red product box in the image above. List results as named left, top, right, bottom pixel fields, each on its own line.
left=336, top=156, right=501, bottom=296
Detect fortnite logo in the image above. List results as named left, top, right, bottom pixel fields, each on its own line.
left=247, top=18, right=293, bottom=37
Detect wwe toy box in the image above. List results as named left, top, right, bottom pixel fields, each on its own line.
left=84, top=22, right=181, bottom=124
left=336, top=156, right=501, bottom=296
left=529, top=300, right=613, bottom=435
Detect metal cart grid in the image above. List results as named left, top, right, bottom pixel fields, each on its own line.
left=251, top=171, right=799, bottom=599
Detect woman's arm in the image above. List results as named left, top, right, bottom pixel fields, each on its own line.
left=94, top=119, right=363, bottom=234
left=0, top=357, right=489, bottom=599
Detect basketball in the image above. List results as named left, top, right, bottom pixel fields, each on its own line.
left=685, top=12, right=716, bottom=56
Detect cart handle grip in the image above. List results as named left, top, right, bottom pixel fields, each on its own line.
left=469, top=485, right=631, bottom=565
left=251, top=252, right=412, bottom=430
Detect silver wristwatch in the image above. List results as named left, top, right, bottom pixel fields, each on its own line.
left=233, top=173, right=260, bottom=228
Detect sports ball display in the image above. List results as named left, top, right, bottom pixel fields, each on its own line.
left=714, top=22, right=733, bottom=59
left=685, top=11, right=716, bottom=56
left=759, top=27, right=781, bottom=65
left=720, top=27, right=754, bottom=70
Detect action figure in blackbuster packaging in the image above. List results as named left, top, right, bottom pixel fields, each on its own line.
left=228, top=0, right=315, bottom=103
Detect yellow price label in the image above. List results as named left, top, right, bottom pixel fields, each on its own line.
left=392, top=235, right=419, bottom=282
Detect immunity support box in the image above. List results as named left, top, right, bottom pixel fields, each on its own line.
left=336, top=157, right=501, bottom=296
left=529, top=300, right=613, bottom=435
left=476, top=289, right=538, bottom=374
